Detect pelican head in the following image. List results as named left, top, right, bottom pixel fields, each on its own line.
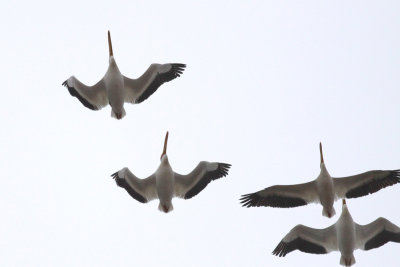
left=319, top=142, right=325, bottom=168
left=341, top=199, right=351, bottom=216
left=341, top=199, right=351, bottom=215
left=160, top=131, right=169, bottom=160
left=108, top=30, right=114, bottom=62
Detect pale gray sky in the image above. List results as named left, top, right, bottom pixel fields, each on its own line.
left=1, top=1, right=400, bottom=266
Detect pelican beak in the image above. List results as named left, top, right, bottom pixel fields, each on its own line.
left=319, top=142, right=324, bottom=164
left=342, top=199, right=346, bottom=205
left=160, top=131, right=169, bottom=160
left=108, top=30, right=113, bottom=57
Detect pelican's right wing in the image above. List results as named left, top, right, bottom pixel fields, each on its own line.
left=111, top=167, right=158, bottom=203
left=63, top=76, right=108, bottom=110
left=174, top=161, right=231, bottom=199
left=123, top=63, right=186, bottom=104
left=355, top=217, right=400, bottom=250
left=240, top=181, right=319, bottom=208
left=273, top=224, right=337, bottom=257
left=333, top=170, right=400, bottom=199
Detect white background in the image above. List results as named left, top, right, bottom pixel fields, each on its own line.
left=0, top=1, right=399, bottom=266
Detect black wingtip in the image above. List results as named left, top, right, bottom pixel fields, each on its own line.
left=272, top=241, right=287, bottom=257
left=111, top=171, right=119, bottom=179
left=239, top=193, right=256, bottom=208
left=218, top=163, right=232, bottom=177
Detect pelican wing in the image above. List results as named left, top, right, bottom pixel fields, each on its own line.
left=333, top=170, right=400, bottom=199
left=273, top=224, right=337, bottom=257
left=111, top=167, right=157, bottom=203
left=123, top=63, right=186, bottom=104
left=240, top=181, right=319, bottom=208
left=62, top=76, right=108, bottom=110
left=355, top=217, right=400, bottom=250
left=174, top=162, right=231, bottom=199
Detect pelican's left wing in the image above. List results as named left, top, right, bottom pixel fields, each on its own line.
left=62, top=76, right=108, bottom=110
left=273, top=224, right=337, bottom=257
left=240, top=180, right=319, bottom=208
left=355, top=217, right=400, bottom=250
left=111, top=167, right=158, bottom=203
left=174, top=161, right=231, bottom=199
left=123, top=63, right=186, bottom=104
left=333, top=170, right=400, bottom=199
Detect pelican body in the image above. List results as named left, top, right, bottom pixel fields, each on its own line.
left=317, top=161, right=336, bottom=217
left=63, top=31, right=186, bottom=119
left=105, top=56, right=124, bottom=118
left=240, top=143, right=400, bottom=217
left=155, top=136, right=175, bottom=212
left=111, top=132, right=231, bottom=213
left=273, top=199, right=400, bottom=266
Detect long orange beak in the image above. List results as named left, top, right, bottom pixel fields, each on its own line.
left=108, top=30, right=113, bottom=57
left=342, top=199, right=346, bottom=205
left=319, top=142, right=324, bottom=164
left=160, top=131, right=169, bottom=160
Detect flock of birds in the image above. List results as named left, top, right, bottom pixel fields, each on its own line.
left=63, top=31, right=400, bottom=266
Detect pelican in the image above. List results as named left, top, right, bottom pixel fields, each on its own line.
left=273, top=199, right=400, bottom=266
left=111, top=132, right=231, bottom=212
left=63, top=31, right=186, bottom=119
left=240, top=143, right=399, bottom=217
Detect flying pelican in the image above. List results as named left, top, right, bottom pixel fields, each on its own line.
left=63, top=31, right=186, bottom=119
left=240, top=143, right=399, bottom=217
left=273, top=199, right=400, bottom=266
left=111, top=132, right=231, bottom=212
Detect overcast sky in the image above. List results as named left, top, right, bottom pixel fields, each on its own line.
left=1, top=1, right=400, bottom=266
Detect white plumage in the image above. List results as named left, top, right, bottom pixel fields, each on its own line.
left=111, top=132, right=231, bottom=213
left=63, top=31, right=186, bottom=119
left=240, top=143, right=400, bottom=217
left=273, top=199, right=400, bottom=266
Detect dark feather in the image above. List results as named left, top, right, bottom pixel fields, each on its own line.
left=184, top=163, right=231, bottom=199
left=111, top=172, right=147, bottom=203
left=136, top=63, right=186, bottom=103
left=272, top=238, right=327, bottom=257
left=62, top=80, right=98, bottom=110
left=346, top=170, right=400, bottom=198
left=240, top=193, right=307, bottom=208
left=364, top=230, right=400, bottom=250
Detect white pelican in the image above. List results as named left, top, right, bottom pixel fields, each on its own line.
left=273, top=199, right=400, bottom=266
left=63, top=31, right=186, bottom=119
left=240, top=143, right=399, bottom=217
left=111, top=132, right=231, bottom=213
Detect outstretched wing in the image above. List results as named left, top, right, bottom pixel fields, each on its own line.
left=63, top=76, right=108, bottom=110
left=273, top=224, right=337, bottom=257
left=111, top=167, right=157, bottom=203
left=333, top=170, right=400, bottom=199
left=240, top=181, right=319, bottom=208
left=356, top=217, right=400, bottom=250
left=123, top=63, right=186, bottom=104
left=174, top=162, right=231, bottom=199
